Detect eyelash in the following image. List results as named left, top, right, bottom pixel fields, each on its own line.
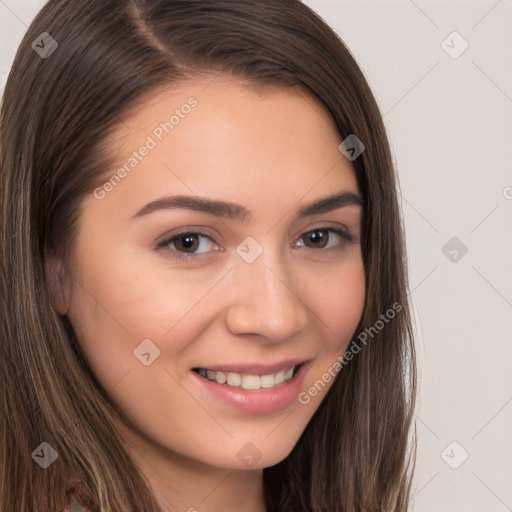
left=156, top=226, right=356, bottom=261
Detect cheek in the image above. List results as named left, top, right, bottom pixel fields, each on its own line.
left=69, top=243, right=365, bottom=381
left=304, top=256, right=366, bottom=352
left=66, top=251, right=224, bottom=382
left=334, top=264, right=365, bottom=341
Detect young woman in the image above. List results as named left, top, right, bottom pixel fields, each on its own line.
left=0, top=1, right=417, bottom=511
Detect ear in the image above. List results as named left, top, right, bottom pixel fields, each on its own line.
left=45, top=254, right=71, bottom=315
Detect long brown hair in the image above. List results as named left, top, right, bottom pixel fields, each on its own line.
left=0, top=1, right=417, bottom=510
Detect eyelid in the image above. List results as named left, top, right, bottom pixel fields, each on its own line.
left=155, top=227, right=218, bottom=248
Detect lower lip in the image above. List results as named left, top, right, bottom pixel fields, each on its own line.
left=191, top=361, right=313, bottom=415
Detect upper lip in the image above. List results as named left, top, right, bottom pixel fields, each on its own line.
left=192, top=358, right=311, bottom=375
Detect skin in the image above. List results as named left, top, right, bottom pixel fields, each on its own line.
left=47, top=78, right=365, bottom=512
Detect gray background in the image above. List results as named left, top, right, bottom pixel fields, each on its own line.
left=1, top=1, right=511, bottom=510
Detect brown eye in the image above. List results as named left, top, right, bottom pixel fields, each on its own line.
left=173, top=233, right=200, bottom=253
left=156, top=226, right=355, bottom=262
left=302, top=229, right=329, bottom=249
left=298, top=227, right=354, bottom=250
left=157, top=231, right=216, bottom=260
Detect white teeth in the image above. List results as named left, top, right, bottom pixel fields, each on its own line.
left=260, top=374, right=275, bottom=388
left=274, top=370, right=285, bottom=384
left=227, top=372, right=242, bottom=387
left=198, top=365, right=297, bottom=390
left=215, top=370, right=227, bottom=384
left=241, top=375, right=260, bottom=390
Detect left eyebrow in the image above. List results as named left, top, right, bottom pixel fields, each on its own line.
left=129, top=191, right=362, bottom=222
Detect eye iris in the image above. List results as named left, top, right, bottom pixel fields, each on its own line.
left=175, top=233, right=199, bottom=252
left=305, top=230, right=328, bottom=248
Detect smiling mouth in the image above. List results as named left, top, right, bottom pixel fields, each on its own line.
left=192, top=363, right=302, bottom=391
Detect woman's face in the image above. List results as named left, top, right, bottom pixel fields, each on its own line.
left=52, top=79, right=365, bottom=472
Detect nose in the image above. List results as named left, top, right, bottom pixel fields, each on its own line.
left=224, top=246, right=309, bottom=343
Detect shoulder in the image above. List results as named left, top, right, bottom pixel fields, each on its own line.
left=59, top=488, right=95, bottom=512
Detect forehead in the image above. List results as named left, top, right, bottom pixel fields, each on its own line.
left=92, top=78, right=359, bottom=217
left=108, top=78, right=340, bottom=154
